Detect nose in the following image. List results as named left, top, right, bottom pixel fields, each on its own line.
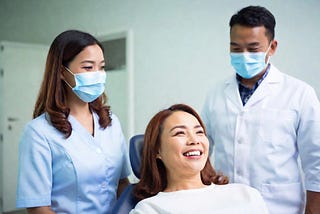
left=187, top=134, right=200, bottom=145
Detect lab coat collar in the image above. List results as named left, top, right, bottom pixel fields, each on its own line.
left=264, top=64, right=283, bottom=83
left=224, top=64, right=283, bottom=109
left=224, top=76, right=243, bottom=109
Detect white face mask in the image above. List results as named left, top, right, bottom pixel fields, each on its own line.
left=64, top=67, right=106, bottom=102
left=230, top=43, right=271, bottom=79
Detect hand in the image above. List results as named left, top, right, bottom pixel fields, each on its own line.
left=214, top=171, right=229, bottom=185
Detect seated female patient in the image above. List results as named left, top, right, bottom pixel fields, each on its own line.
left=130, top=104, right=269, bottom=214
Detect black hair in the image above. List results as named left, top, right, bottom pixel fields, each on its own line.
left=229, top=6, right=276, bottom=41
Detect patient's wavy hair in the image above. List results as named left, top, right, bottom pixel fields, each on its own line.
left=133, top=104, right=228, bottom=201
left=33, top=30, right=111, bottom=138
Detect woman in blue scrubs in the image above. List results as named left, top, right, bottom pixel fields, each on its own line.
left=16, top=30, right=131, bottom=214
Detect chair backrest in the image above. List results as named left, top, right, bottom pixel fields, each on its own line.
left=111, top=134, right=144, bottom=214
left=129, top=134, right=144, bottom=179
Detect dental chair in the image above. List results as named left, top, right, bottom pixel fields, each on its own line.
left=111, top=134, right=144, bottom=214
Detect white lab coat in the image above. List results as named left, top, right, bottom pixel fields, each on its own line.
left=202, top=64, right=320, bottom=214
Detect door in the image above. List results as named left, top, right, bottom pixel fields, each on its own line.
left=99, top=31, right=134, bottom=140
left=105, top=69, right=129, bottom=139
left=0, top=41, right=48, bottom=212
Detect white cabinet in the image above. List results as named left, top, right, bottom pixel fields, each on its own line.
left=0, top=41, right=47, bottom=213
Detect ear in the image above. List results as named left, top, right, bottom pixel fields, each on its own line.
left=268, top=40, right=278, bottom=57
left=61, top=66, right=76, bottom=87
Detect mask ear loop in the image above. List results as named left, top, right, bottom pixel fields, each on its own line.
left=63, top=66, right=75, bottom=89
left=265, top=42, right=273, bottom=65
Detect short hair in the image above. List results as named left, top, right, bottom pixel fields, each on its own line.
left=133, top=104, right=223, bottom=201
left=229, top=6, right=276, bottom=41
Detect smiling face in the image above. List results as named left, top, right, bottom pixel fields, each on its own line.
left=158, top=111, right=209, bottom=181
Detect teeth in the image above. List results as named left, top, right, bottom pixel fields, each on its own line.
left=185, top=151, right=201, bottom=156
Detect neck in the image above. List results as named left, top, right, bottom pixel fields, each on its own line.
left=164, top=173, right=206, bottom=192
left=67, top=92, right=94, bottom=135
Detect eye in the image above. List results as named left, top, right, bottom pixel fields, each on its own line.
left=82, top=66, right=93, bottom=71
left=248, top=48, right=259, bottom=52
left=231, top=48, right=242, bottom=53
left=173, top=131, right=185, bottom=136
left=195, top=126, right=205, bottom=135
left=100, top=65, right=106, bottom=71
left=196, top=130, right=205, bottom=135
left=230, top=44, right=243, bottom=53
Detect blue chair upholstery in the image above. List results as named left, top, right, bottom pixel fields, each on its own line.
left=111, top=134, right=144, bottom=214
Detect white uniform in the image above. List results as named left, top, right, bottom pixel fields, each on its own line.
left=130, top=183, right=269, bottom=214
left=202, top=64, right=320, bottom=214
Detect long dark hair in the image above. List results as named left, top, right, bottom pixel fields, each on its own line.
left=133, top=104, right=228, bottom=201
left=33, top=30, right=111, bottom=137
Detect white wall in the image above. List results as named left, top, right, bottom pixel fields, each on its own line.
left=1, top=0, right=319, bottom=135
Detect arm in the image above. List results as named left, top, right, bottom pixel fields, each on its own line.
left=16, top=124, right=53, bottom=209
left=117, top=178, right=130, bottom=198
left=297, top=87, right=320, bottom=213
left=305, top=190, right=320, bottom=214
left=27, top=206, right=55, bottom=214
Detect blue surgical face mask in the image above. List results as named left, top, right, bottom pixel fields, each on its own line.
left=64, top=67, right=106, bottom=102
left=230, top=44, right=271, bottom=79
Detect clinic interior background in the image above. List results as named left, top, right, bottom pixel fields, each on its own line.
left=0, top=1, right=319, bottom=211
left=1, top=0, right=320, bottom=148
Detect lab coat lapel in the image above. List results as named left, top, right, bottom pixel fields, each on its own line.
left=245, top=64, right=282, bottom=107
left=224, top=76, right=243, bottom=110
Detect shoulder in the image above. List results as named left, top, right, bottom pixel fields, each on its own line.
left=221, top=183, right=258, bottom=191
left=110, top=113, right=121, bottom=125
left=270, top=65, right=319, bottom=106
left=94, top=111, right=122, bottom=130
left=130, top=194, right=162, bottom=214
left=22, top=113, right=55, bottom=136
left=109, top=113, right=125, bottom=134
left=207, top=75, right=235, bottom=92
left=19, top=114, right=57, bottom=153
left=26, top=113, right=48, bottom=126
left=204, top=75, right=236, bottom=104
left=95, top=112, right=127, bottom=145
left=202, top=75, right=235, bottom=114
left=270, top=65, right=315, bottom=91
left=214, top=183, right=262, bottom=198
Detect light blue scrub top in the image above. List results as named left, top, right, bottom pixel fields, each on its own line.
left=16, top=112, right=131, bottom=214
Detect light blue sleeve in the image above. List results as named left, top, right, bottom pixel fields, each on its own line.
left=16, top=121, right=52, bottom=208
left=297, top=86, right=320, bottom=192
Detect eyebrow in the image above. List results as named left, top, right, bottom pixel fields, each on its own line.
left=80, top=60, right=105, bottom=64
left=169, top=124, right=202, bottom=133
left=230, top=42, right=260, bottom=47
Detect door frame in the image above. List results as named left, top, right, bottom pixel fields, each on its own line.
left=98, top=30, right=135, bottom=139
